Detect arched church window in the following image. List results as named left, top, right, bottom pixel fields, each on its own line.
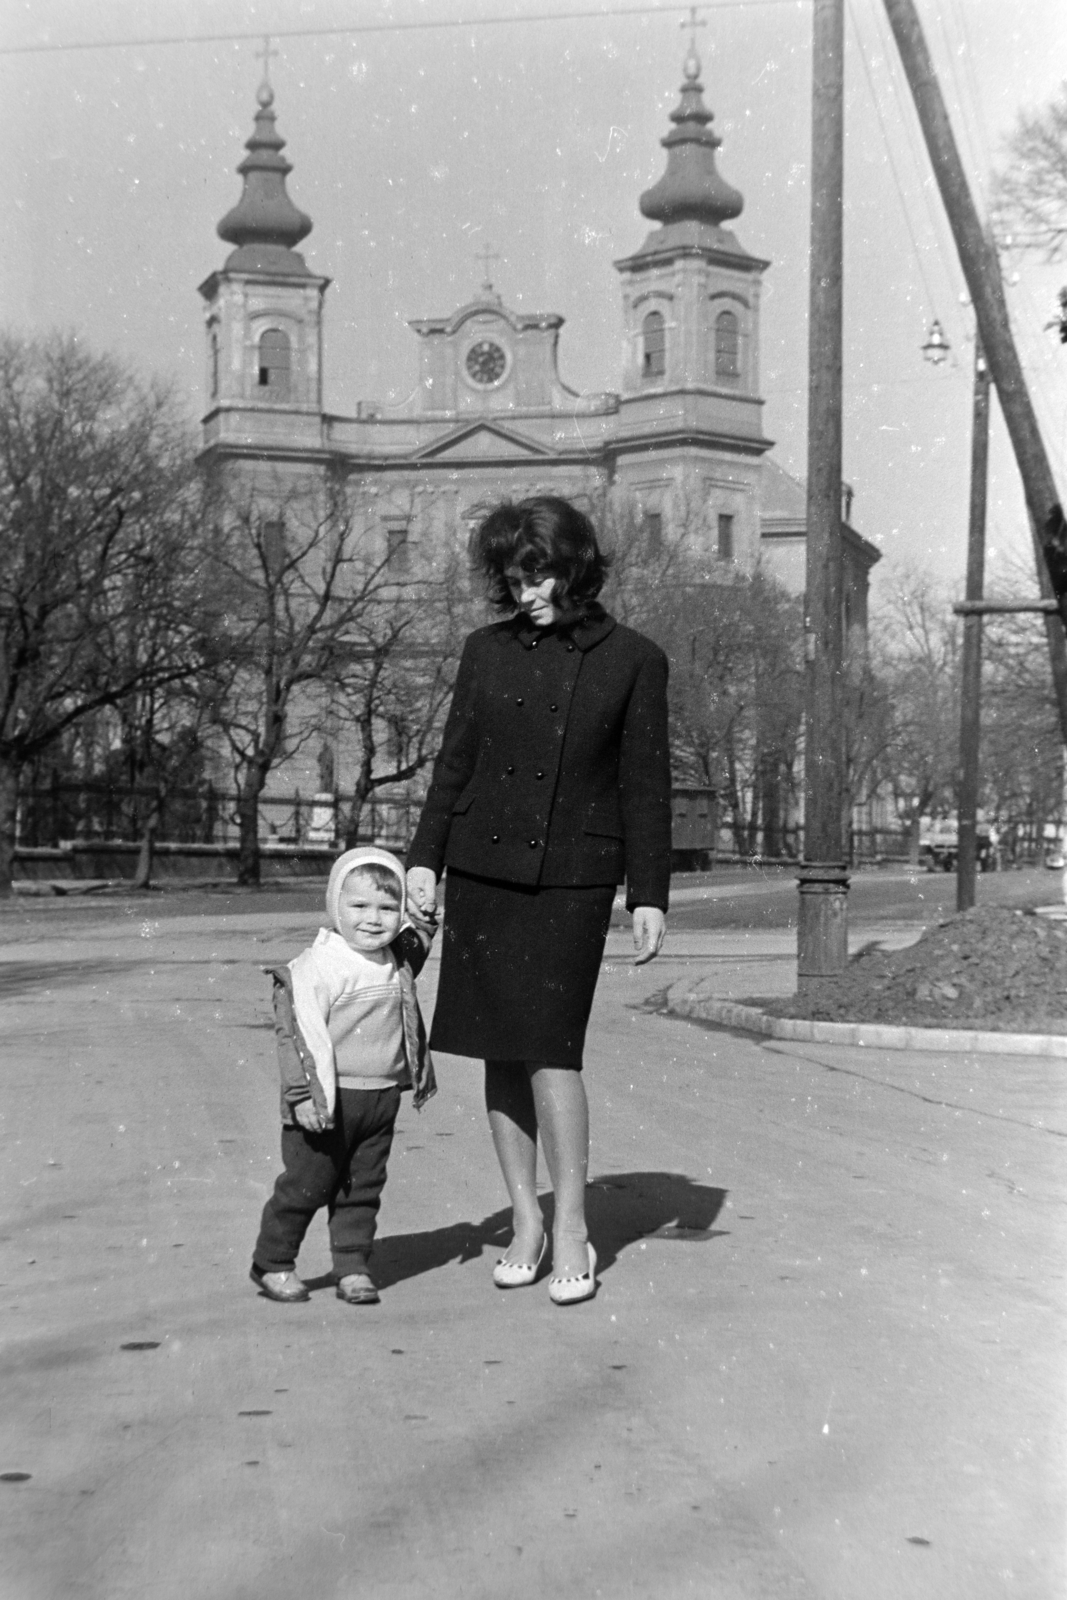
left=715, top=311, right=741, bottom=380
left=258, top=329, right=291, bottom=397
left=642, top=311, right=666, bottom=378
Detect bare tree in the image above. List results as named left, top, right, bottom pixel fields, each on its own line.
left=629, top=563, right=804, bottom=855
left=106, top=679, right=216, bottom=889
left=595, top=488, right=808, bottom=855
left=0, top=331, right=200, bottom=894
left=201, top=474, right=453, bottom=885
left=330, top=570, right=473, bottom=848
left=598, top=490, right=695, bottom=626
left=840, top=638, right=896, bottom=860
left=992, top=83, right=1067, bottom=260
left=864, top=565, right=1064, bottom=863
left=978, top=562, right=1063, bottom=858
left=869, top=576, right=961, bottom=859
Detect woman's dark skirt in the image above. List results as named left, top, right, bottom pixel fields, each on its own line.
left=429, top=870, right=616, bottom=1067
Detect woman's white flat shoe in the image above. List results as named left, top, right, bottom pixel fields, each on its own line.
left=548, top=1244, right=597, bottom=1305
left=492, top=1235, right=548, bottom=1289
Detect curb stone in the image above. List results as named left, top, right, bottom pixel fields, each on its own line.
left=664, top=977, right=1067, bottom=1058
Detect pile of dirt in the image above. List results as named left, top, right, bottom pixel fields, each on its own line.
left=767, top=905, right=1067, bottom=1034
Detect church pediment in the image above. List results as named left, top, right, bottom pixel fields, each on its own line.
left=413, top=421, right=554, bottom=462
left=409, top=300, right=563, bottom=339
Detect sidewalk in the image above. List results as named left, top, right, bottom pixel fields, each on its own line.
left=1, top=903, right=1063, bottom=1599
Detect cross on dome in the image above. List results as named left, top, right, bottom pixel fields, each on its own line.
left=682, top=6, right=706, bottom=80
left=255, top=35, right=278, bottom=106
left=476, top=243, right=501, bottom=294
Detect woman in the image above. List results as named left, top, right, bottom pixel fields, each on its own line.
left=406, top=496, right=670, bottom=1305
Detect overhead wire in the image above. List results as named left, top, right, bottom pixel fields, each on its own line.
left=8, top=0, right=1062, bottom=480
left=0, top=0, right=807, bottom=58
left=845, top=0, right=939, bottom=319
left=934, top=2, right=987, bottom=208
left=864, top=0, right=967, bottom=332
left=949, top=0, right=996, bottom=180
left=920, top=1, right=1067, bottom=512
left=936, top=2, right=1067, bottom=484
left=838, top=3, right=1067, bottom=562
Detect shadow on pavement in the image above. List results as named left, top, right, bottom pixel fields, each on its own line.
left=0, top=958, right=142, bottom=998
left=360, top=1171, right=728, bottom=1290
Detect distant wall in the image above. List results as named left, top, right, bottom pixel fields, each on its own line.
left=13, top=843, right=344, bottom=882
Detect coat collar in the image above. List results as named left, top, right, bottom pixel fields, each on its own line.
left=507, top=603, right=616, bottom=653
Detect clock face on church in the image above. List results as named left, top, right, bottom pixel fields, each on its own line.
left=464, top=339, right=509, bottom=387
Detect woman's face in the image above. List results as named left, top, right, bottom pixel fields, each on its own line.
left=504, top=564, right=565, bottom=626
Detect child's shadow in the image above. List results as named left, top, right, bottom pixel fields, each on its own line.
left=360, top=1171, right=728, bottom=1290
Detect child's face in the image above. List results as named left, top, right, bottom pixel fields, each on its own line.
left=335, top=872, right=402, bottom=954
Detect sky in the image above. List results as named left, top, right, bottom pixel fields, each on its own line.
left=3, top=0, right=1067, bottom=605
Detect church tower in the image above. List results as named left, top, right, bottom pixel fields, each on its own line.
left=617, top=40, right=767, bottom=412
left=198, top=70, right=329, bottom=459
left=612, top=42, right=771, bottom=562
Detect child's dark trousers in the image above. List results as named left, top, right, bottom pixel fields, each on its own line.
left=253, top=1085, right=401, bottom=1277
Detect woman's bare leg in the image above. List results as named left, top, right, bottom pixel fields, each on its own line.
left=529, top=1065, right=590, bottom=1279
left=484, top=1061, right=545, bottom=1265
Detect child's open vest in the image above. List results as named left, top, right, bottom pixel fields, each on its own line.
left=266, top=925, right=437, bottom=1126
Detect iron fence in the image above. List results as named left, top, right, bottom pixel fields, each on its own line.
left=16, top=780, right=421, bottom=852
left=15, top=779, right=1051, bottom=867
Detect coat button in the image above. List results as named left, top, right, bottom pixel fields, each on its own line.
left=491, top=834, right=501, bottom=844
left=528, top=839, right=538, bottom=849
left=515, top=697, right=524, bottom=706
left=535, top=770, right=545, bottom=780
left=506, top=766, right=515, bottom=775
left=549, top=703, right=558, bottom=712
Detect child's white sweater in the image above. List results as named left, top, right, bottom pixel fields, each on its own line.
left=289, top=928, right=411, bottom=1104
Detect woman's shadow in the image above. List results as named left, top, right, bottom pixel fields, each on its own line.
left=347, top=1172, right=729, bottom=1291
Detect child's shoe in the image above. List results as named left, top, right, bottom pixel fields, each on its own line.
left=336, top=1272, right=380, bottom=1305
left=250, top=1264, right=310, bottom=1302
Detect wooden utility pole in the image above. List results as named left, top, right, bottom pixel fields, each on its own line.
left=797, top=0, right=848, bottom=988
left=956, top=337, right=990, bottom=912
left=882, top=0, right=1067, bottom=743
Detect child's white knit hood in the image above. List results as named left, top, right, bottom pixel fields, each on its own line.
left=324, top=846, right=407, bottom=934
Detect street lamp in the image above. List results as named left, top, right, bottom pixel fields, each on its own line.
left=921, top=318, right=950, bottom=364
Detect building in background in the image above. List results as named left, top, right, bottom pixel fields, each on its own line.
left=197, top=44, right=879, bottom=598
left=195, top=43, right=879, bottom=838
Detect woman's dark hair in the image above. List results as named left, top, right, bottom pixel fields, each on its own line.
left=470, top=496, right=611, bottom=614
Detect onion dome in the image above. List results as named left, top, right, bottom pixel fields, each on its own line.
left=217, top=82, right=313, bottom=275
left=639, top=44, right=743, bottom=228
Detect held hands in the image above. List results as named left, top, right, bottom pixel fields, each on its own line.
left=632, top=906, right=666, bottom=965
left=406, top=865, right=438, bottom=920
left=292, top=1099, right=327, bottom=1134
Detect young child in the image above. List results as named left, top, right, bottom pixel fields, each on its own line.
left=250, top=846, right=437, bottom=1305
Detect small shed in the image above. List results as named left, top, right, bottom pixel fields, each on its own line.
left=671, top=786, right=718, bottom=868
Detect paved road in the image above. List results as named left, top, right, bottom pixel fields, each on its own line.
left=1, top=882, right=1063, bottom=1599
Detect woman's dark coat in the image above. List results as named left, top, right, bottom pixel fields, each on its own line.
left=407, top=605, right=672, bottom=911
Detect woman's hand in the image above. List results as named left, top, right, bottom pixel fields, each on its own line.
left=406, top=865, right=438, bottom=919
left=632, top=906, right=666, bottom=965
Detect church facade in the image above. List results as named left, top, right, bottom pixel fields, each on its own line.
left=197, top=44, right=880, bottom=626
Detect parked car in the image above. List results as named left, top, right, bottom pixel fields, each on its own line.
left=919, top=816, right=997, bottom=872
